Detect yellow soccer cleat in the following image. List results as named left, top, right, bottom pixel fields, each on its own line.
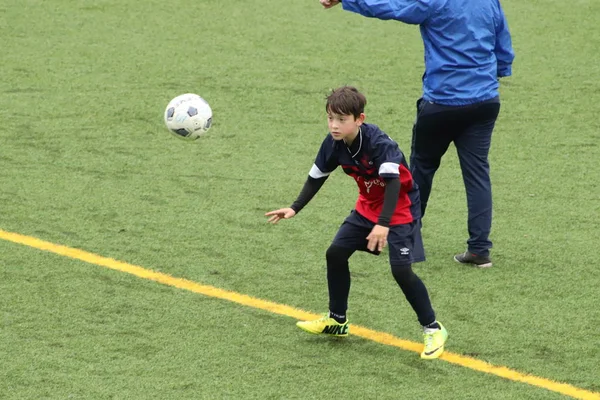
left=296, top=314, right=349, bottom=337
left=421, top=322, right=448, bottom=359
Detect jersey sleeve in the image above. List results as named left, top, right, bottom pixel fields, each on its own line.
left=309, top=135, right=339, bottom=179
left=372, top=134, right=402, bottom=179
left=341, top=0, right=440, bottom=25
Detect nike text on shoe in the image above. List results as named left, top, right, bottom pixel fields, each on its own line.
left=296, top=314, right=349, bottom=337
left=421, top=322, right=448, bottom=360
left=454, top=251, right=493, bottom=268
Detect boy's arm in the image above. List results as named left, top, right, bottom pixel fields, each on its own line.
left=340, top=0, right=437, bottom=25
left=377, top=177, right=400, bottom=227
left=265, top=173, right=326, bottom=224
left=290, top=175, right=328, bottom=214
left=495, top=0, right=515, bottom=78
left=290, top=137, right=338, bottom=213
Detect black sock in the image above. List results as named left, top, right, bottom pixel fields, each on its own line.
left=391, top=264, right=436, bottom=326
left=329, top=311, right=347, bottom=324
left=326, top=245, right=355, bottom=319
left=423, top=321, right=440, bottom=330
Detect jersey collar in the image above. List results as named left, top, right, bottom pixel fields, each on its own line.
left=344, top=127, right=363, bottom=158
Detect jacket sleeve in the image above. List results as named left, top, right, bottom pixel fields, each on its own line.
left=341, top=0, right=436, bottom=25
left=495, top=1, right=515, bottom=77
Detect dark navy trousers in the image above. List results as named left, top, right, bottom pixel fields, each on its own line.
left=410, top=97, right=501, bottom=257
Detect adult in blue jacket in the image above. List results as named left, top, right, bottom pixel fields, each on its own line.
left=320, top=0, right=515, bottom=268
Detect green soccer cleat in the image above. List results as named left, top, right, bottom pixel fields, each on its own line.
left=296, top=314, right=349, bottom=337
left=421, top=322, right=448, bottom=359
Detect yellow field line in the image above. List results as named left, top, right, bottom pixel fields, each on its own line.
left=1, top=228, right=598, bottom=400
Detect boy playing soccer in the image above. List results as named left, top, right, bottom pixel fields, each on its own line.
left=265, top=86, right=448, bottom=359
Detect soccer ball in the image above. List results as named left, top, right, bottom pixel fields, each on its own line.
left=164, top=93, right=213, bottom=140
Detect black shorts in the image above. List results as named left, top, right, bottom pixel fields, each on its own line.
left=331, top=210, right=426, bottom=267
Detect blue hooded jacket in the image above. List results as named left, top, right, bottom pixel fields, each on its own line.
left=341, top=0, right=515, bottom=106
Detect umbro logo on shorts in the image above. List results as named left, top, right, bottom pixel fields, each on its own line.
left=400, top=247, right=410, bottom=255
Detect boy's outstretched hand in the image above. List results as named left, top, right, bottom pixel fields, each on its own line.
left=320, top=0, right=341, bottom=9
left=366, top=224, right=389, bottom=252
left=265, top=208, right=297, bottom=224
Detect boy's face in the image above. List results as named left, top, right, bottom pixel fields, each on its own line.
left=327, top=112, right=365, bottom=141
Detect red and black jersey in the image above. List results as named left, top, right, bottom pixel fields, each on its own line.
left=309, top=123, right=421, bottom=225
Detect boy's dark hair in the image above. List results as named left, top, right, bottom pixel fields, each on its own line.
left=326, top=86, right=367, bottom=119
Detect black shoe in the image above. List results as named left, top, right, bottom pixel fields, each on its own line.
left=454, top=251, right=493, bottom=268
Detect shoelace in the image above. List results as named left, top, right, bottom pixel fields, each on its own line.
left=423, top=330, right=437, bottom=348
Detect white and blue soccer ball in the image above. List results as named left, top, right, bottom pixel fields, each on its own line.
left=164, top=93, right=213, bottom=140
